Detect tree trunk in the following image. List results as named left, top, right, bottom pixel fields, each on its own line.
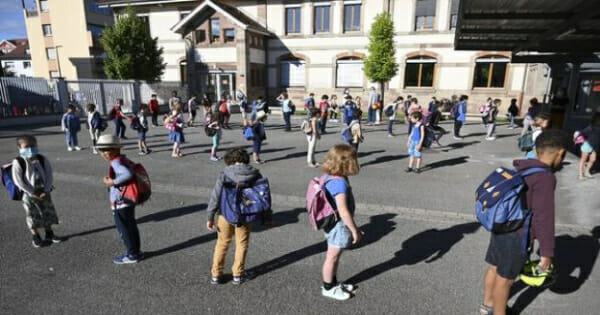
left=379, top=81, right=385, bottom=105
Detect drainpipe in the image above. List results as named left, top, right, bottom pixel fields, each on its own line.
left=518, top=63, right=529, bottom=114
left=542, top=64, right=552, bottom=105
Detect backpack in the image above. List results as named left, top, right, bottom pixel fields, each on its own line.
left=475, top=167, right=548, bottom=233
left=1, top=156, right=46, bottom=201
left=130, top=116, right=141, bottom=131
left=450, top=103, right=459, bottom=118
left=91, top=112, right=108, bottom=131
left=220, top=177, right=271, bottom=225
left=305, top=175, right=341, bottom=230
left=343, top=103, right=357, bottom=123
left=110, top=157, right=152, bottom=205
left=341, top=125, right=353, bottom=143
left=384, top=105, right=395, bottom=117
left=301, top=119, right=313, bottom=135
left=243, top=126, right=254, bottom=140
left=423, top=126, right=436, bottom=148
left=205, top=125, right=217, bottom=137
left=518, top=131, right=535, bottom=152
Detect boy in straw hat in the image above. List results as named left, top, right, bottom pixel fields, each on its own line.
left=95, top=134, right=143, bottom=264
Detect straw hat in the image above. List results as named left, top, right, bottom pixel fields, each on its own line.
left=95, top=135, right=123, bottom=150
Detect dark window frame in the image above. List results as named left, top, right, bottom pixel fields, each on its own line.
left=415, top=0, right=437, bottom=31
left=210, top=18, right=221, bottom=42
left=224, top=28, right=235, bottom=42
left=404, top=56, right=436, bottom=88
left=286, top=7, right=302, bottom=34
left=472, top=56, right=509, bottom=88
left=343, top=3, right=361, bottom=32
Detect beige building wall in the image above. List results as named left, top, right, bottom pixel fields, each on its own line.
left=24, top=11, right=49, bottom=78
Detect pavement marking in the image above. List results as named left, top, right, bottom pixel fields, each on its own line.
left=53, top=171, right=593, bottom=233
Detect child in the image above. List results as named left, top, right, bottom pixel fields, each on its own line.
left=426, top=101, right=446, bottom=146
left=86, top=103, right=101, bottom=155
left=406, top=111, right=425, bottom=173
left=206, top=148, right=271, bottom=285
left=526, top=112, right=551, bottom=159
left=329, top=94, right=339, bottom=122
left=12, top=135, right=61, bottom=247
left=218, top=95, right=231, bottom=129
left=348, top=111, right=363, bottom=152
left=577, top=114, right=600, bottom=179
left=110, top=99, right=127, bottom=140
left=319, top=95, right=329, bottom=134
left=320, top=144, right=362, bottom=300
left=386, top=96, right=404, bottom=137
left=62, top=104, right=82, bottom=151
left=206, top=110, right=222, bottom=161
left=454, top=95, right=468, bottom=140
left=165, top=101, right=185, bottom=158
left=407, top=98, right=421, bottom=135
left=148, top=94, right=160, bottom=127
left=481, top=129, right=566, bottom=315
left=307, top=107, right=321, bottom=167
left=342, top=95, right=358, bottom=126
left=250, top=110, right=267, bottom=164
left=95, top=134, right=143, bottom=264
left=136, top=105, right=150, bottom=155
left=480, top=98, right=493, bottom=128
left=507, top=98, right=519, bottom=129
left=485, top=99, right=500, bottom=141
left=187, top=94, right=198, bottom=127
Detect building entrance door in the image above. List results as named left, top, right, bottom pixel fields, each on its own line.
left=207, top=72, right=235, bottom=101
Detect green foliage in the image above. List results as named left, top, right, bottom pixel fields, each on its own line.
left=364, top=13, right=398, bottom=84
left=101, top=7, right=165, bottom=82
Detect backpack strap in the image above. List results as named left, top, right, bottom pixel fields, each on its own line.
left=520, top=167, right=550, bottom=177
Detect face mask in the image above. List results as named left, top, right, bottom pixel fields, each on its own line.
left=19, top=147, right=38, bottom=159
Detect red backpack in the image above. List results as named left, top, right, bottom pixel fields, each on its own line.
left=305, top=175, right=341, bottom=230
left=110, top=157, right=151, bottom=205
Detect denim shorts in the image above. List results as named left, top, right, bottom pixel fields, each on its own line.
left=325, top=221, right=352, bottom=249
left=581, top=141, right=594, bottom=154
left=408, top=140, right=422, bottom=158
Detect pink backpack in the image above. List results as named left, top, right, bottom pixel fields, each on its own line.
left=306, top=175, right=340, bottom=230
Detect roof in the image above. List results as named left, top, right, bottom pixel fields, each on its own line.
left=0, top=39, right=30, bottom=60
left=454, top=0, right=600, bottom=58
left=171, top=0, right=270, bottom=36
left=97, top=0, right=195, bottom=6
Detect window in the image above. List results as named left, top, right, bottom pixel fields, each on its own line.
left=87, top=0, right=111, bottom=15
left=49, top=71, right=60, bottom=78
left=210, top=18, right=220, bottom=42
left=343, top=2, right=361, bottom=32
left=286, top=7, right=301, bottom=34
left=40, top=0, right=49, bottom=12
left=195, top=30, right=206, bottom=43
left=450, top=0, right=459, bottom=30
left=42, top=24, right=52, bottom=36
left=224, top=29, right=235, bottom=42
left=280, top=59, right=305, bottom=87
left=404, top=56, right=436, bottom=87
left=46, top=48, right=57, bottom=60
left=314, top=5, right=330, bottom=33
left=415, top=0, right=436, bottom=31
left=88, top=24, right=104, bottom=39
left=473, top=56, right=509, bottom=88
left=4, top=62, right=15, bottom=69
left=336, top=58, right=364, bottom=87
left=180, top=61, right=187, bottom=84
left=23, top=61, right=31, bottom=68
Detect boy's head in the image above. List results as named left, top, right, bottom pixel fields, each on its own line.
left=86, top=103, right=96, bottom=112
left=322, top=144, right=359, bottom=177
left=172, top=90, right=178, bottom=97
left=224, top=148, right=250, bottom=166
left=139, top=104, right=147, bottom=112
left=67, top=104, right=76, bottom=112
left=116, top=98, right=123, bottom=106
left=95, top=135, right=122, bottom=161
left=309, top=107, right=320, bottom=118
left=511, top=98, right=517, bottom=105
left=493, top=98, right=501, bottom=106
left=395, top=96, right=404, bottom=102
left=535, top=129, right=567, bottom=170
left=534, top=112, right=551, bottom=129
left=151, top=94, right=157, bottom=99
left=257, top=96, right=264, bottom=101
left=530, top=97, right=539, bottom=106
left=410, top=111, right=423, bottom=122
left=460, top=95, right=468, bottom=101
left=321, top=94, right=329, bottom=100
left=16, top=135, right=37, bottom=149
left=309, top=93, right=315, bottom=97
left=411, top=98, right=418, bottom=104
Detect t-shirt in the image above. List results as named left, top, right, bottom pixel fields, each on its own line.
left=324, top=176, right=355, bottom=215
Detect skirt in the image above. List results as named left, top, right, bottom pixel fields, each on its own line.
left=169, top=130, right=185, bottom=144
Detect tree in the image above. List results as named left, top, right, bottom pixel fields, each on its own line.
left=101, top=7, right=165, bottom=82
left=364, top=13, right=398, bottom=104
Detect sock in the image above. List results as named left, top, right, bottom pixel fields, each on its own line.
left=332, top=276, right=338, bottom=285
left=323, top=281, right=335, bottom=290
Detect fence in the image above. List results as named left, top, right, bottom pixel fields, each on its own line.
left=0, top=77, right=187, bottom=118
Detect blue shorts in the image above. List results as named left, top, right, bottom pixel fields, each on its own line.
left=581, top=141, right=594, bottom=154
left=325, top=221, right=352, bottom=249
left=408, top=140, right=422, bottom=158
left=137, top=131, right=147, bottom=141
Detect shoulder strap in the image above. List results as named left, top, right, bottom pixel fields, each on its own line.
left=15, top=156, right=26, bottom=172
left=520, top=167, right=549, bottom=177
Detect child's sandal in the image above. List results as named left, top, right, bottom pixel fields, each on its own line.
left=479, top=304, right=493, bottom=315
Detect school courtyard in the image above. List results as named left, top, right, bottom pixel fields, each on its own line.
left=1, top=117, right=599, bottom=315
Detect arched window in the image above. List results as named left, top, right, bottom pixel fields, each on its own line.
left=336, top=56, right=364, bottom=88
left=280, top=57, right=305, bottom=87
left=179, top=60, right=187, bottom=85
left=404, top=56, right=436, bottom=87
left=473, top=55, right=509, bottom=88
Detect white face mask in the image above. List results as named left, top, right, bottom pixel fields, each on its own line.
left=19, top=147, right=38, bottom=159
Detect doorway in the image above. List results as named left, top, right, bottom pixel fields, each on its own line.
left=207, top=72, right=235, bottom=101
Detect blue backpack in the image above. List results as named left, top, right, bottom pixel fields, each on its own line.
left=475, top=167, right=548, bottom=233
left=220, top=177, right=272, bottom=225
left=1, top=156, right=46, bottom=201
left=243, top=126, right=254, bottom=141
left=341, top=126, right=353, bottom=143
left=90, top=112, right=107, bottom=131
left=344, top=103, right=357, bottom=123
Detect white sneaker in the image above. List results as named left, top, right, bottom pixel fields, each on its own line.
left=322, top=285, right=351, bottom=301
left=340, top=283, right=355, bottom=292
left=92, top=149, right=98, bottom=155
left=67, top=147, right=73, bottom=152
left=485, top=137, right=496, bottom=141
left=74, top=146, right=82, bottom=151
left=453, top=136, right=462, bottom=140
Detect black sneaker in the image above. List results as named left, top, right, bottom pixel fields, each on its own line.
left=32, top=234, right=43, bottom=248
left=232, top=271, right=254, bottom=285
left=210, top=276, right=223, bottom=285
left=45, top=231, right=62, bottom=244
left=414, top=168, right=421, bottom=174
left=405, top=167, right=413, bottom=173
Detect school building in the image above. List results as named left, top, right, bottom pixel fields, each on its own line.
left=97, top=0, right=547, bottom=112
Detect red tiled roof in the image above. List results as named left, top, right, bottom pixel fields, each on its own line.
left=0, top=39, right=31, bottom=60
